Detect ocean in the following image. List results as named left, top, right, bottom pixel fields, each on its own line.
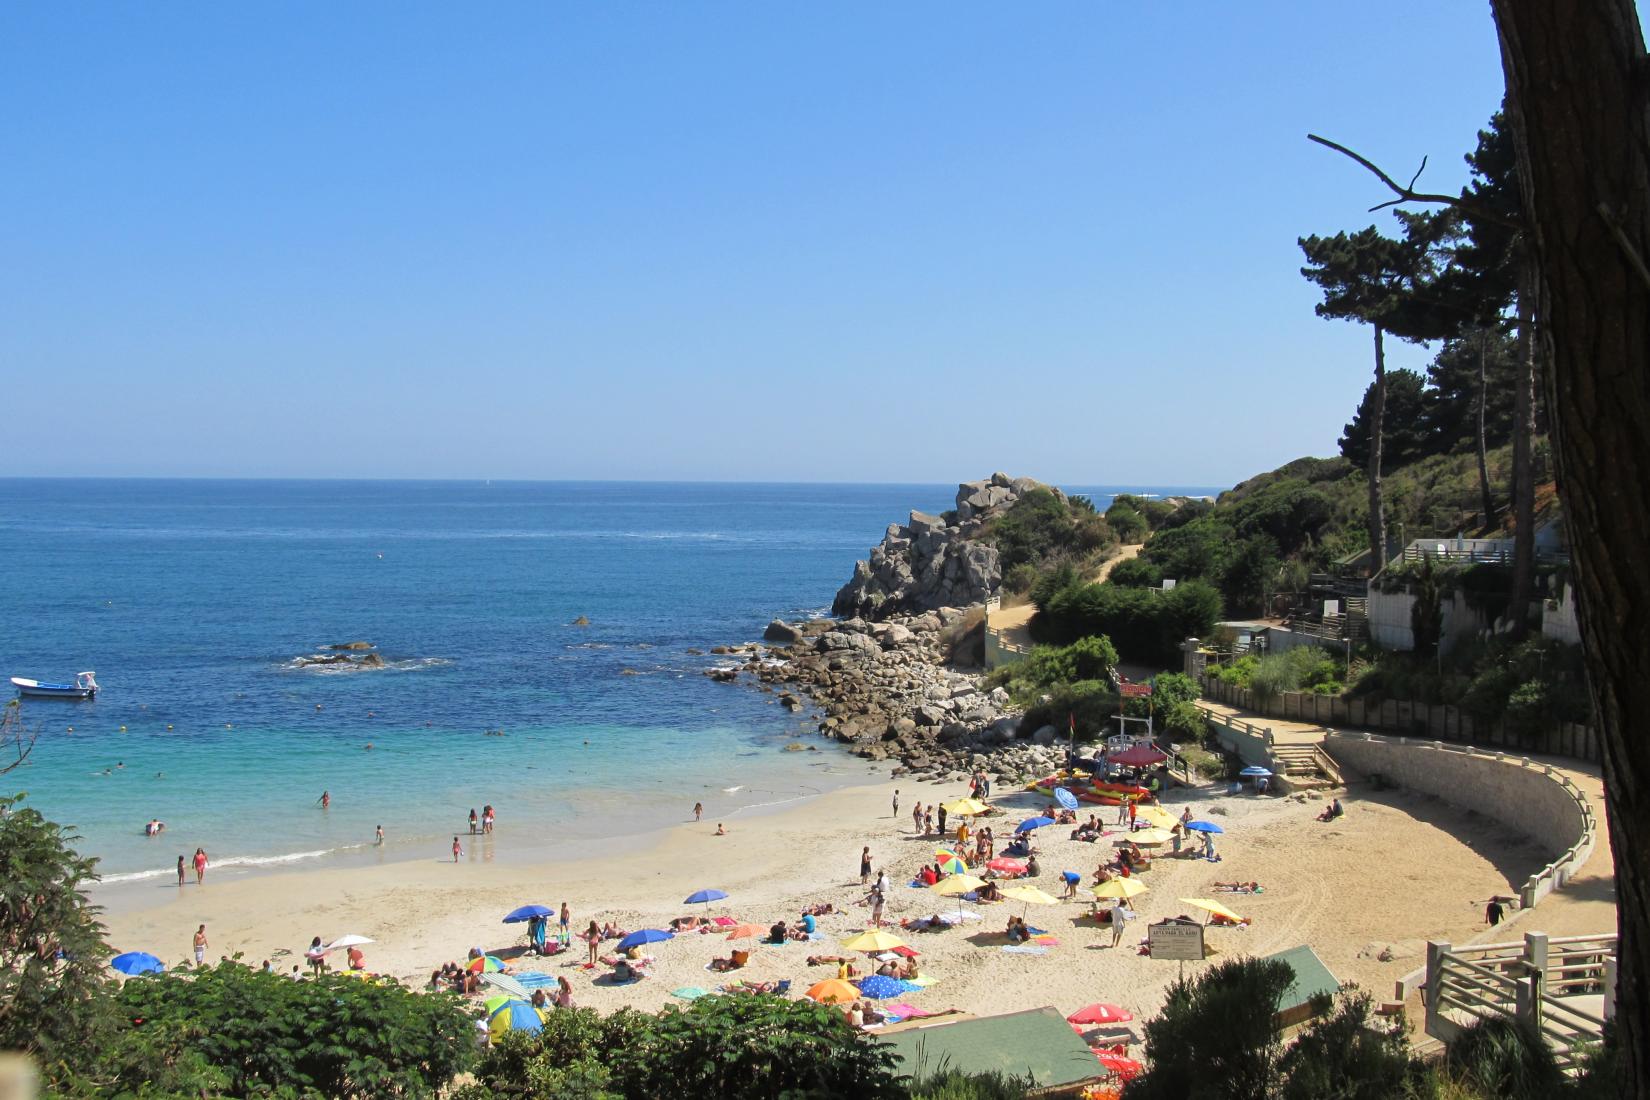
left=0, top=479, right=1220, bottom=883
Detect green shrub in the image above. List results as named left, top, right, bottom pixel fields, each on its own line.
left=1162, top=700, right=1206, bottom=741
left=1151, top=672, right=1199, bottom=708
left=1125, top=957, right=1293, bottom=1100
left=909, top=1067, right=1035, bottom=1099
left=990, top=489, right=1112, bottom=570
left=1108, top=557, right=1164, bottom=588
left=1442, top=1017, right=1565, bottom=1100
left=1001, top=562, right=1039, bottom=594
left=1276, top=988, right=1416, bottom=1100
left=1019, top=680, right=1120, bottom=739
left=1106, top=503, right=1149, bottom=543
left=1032, top=580, right=1221, bottom=666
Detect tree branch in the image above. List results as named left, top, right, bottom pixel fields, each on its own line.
left=1308, top=134, right=1521, bottom=229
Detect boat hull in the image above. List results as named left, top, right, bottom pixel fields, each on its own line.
left=11, top=677, right=96, bottom=699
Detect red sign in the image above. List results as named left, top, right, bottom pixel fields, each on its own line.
left=1119, top=683, right=1153, bottom=698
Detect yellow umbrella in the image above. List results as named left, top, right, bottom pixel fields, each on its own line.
left=1129, top=827, right=1176, bottom=846
left=805, top=979, right=861, bottom=1005
left=1000, top=885, right=1060, bottom=906
left=941, top=798, right=989, bottom=816
left=1090, top=878, right=1150, bottom=900
left=1180, top=897, right=1244, bottom=923
left=842, top=929, right=906, bottom=952
left=931, top=874, right=986, bottom=896
left=1134, top=805, right=1179, bottom=830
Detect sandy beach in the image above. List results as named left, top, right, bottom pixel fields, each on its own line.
left=94, top=768, right=1563, bottom=1024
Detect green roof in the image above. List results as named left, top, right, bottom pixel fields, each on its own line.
left=1263, top=944, right=1341, bottom=1013
left=878, top=1006, right=1102, bottom=1089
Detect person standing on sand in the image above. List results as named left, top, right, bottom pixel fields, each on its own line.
left=176, top=855, right=186, bottom=886
left=870, top=886, right=885, bottom=928
left=892, top=789, right=899, bottom=817
left=924, top=806, right=934, bottom=835
left=1110, top=902, right=1127, bottom=947
left=585, top=921, right=601, bottom=966
left=693, top=802, right=703, bottom=822
left=859, top=846, right=872, bottom=886
left=1128, top=802, right=1137, bottom=830
left=193, top=924, right=208, bottom=965
left=938, top=805, right=948, bottom=835
left=912, top=801, right=922, bottom=835
left=451, top=836, right=462, bottom=862
left=192, top=847, right=208, bottom=884
left=559, top=902, right=571, bottom=946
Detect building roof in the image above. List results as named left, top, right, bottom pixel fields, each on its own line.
left=877, top=1005, right=1103, bottom=1090
left=1263, top=944, right=1341, bottom=1014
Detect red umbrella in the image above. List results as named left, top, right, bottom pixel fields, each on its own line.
left=987, top=858, right=1027, bottom=876
left=1109, top=745, right=1167, bottom=767
left=1068, top=1002, right=1134, bottom=1025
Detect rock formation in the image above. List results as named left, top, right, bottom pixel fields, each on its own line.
left=831, top=473, right=1061, bottom=619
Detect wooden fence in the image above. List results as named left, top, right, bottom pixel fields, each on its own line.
left=1199, top=677, right=1599, bottom=764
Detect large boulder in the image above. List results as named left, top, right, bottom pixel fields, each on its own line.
left=763, top=619, right=804, bottom=643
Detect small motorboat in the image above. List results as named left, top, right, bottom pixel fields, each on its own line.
left=11, top=672, right=98, bottom=699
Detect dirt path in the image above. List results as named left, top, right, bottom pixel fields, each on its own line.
left=986, top=544, right=1144, bottom=653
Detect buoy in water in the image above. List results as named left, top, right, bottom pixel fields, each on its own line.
left=119, top=725, right=127, bottom=731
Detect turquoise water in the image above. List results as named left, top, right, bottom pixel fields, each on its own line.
left=0, top=479, right=1218, bottom=881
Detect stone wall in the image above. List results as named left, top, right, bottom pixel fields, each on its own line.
left=1323, top=731, right=1597, bottom=908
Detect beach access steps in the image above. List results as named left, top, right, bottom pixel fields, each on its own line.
left=1195, top=706, right=1340, bottom=790
left=1423, top=932, right=1615, bottom=1073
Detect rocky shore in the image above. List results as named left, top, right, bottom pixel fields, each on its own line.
left=706, top=475, right=1080, bottom=787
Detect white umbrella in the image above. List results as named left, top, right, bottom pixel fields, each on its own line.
left=326, top=934, right=374, bottom=950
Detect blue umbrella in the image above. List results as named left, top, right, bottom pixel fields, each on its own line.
left=502, top=904, right=555, bottom=923
left=1185, top=821, right=1225, bottom=834
left=111, top=951, right=165, bottom=975
left=1053, top=787, right=1080, bottom=812
left=1239, top=766, right=1272, bottom=778
left=683, top=889, right=728, bottom=906
left=856, top=975, right=917, bottom=1000
left=1015, top=816, right=1056, bottom=834
left=618, top=928, right=674, bottom=952
left=488, top=999, right=544, bottom=1036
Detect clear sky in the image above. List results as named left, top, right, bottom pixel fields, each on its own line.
left=1, top=3, right=1517, bottom=485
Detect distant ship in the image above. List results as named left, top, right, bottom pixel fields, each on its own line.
left=11, top=672, right=99, bottom=699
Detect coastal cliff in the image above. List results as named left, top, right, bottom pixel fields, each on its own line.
left=830, top=473, right=1061, bottom=619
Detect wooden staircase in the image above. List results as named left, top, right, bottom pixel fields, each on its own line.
left=1270, top=743, right=1342, bottom=790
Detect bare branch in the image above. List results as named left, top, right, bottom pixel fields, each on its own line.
left=1, top=700, right=39, bottom=776
left=1308, top=134, right=1521, bottom=229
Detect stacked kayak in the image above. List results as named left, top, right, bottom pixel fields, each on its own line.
left=1027, top=773, right=1151, bottom=806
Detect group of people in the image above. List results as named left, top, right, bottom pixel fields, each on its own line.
left=525, top=903, right=573, bottom=955
left=175, top=848, right=208, bottom=885
left=467, top=805, right=496, bottom=835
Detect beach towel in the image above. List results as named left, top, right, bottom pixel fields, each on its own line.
left=514, top=972, right=556, bottom=990
left=908, top=974, right=936, bottom=987
left=671, top=986, right=708, bottom=999
left=1030, top=934, right=1060, bottom=946
left=885, top=1002, right=924, bottom=1019
left=712, top=916, right=738, bottom=927
left=1002, top=945, right=1049, bottom=955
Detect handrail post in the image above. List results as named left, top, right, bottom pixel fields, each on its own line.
left=1424, top=940, right=1450, bottom=1035
left=1604, top=956, right=1617, bottom=1020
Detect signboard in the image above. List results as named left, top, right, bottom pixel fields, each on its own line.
left=1120, top=683, right=1153, bottom=699
left=1149, top=920, right=1205, bottom=961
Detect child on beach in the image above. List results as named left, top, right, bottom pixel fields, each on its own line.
left=892, top=789, right=899, bottom=817
left=559, top=902, right=571, bottom=946
left=451, top=837, right=462, bottom=862
left=176, top=855, right=186, bottom=886
left=585, top=921, right=601, bottom=966
left=468, top=809, right=478, bottom=835
left=375, top=825, right=384, bottom=846
left=693, top=802, right=703, bottom=821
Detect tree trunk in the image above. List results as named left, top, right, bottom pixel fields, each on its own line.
left=1492, top=2, right=1650, bottom=1091
left=1367, top=323, right=1387, bottom=575
left=1475, top=331, right=1495, bottom=529
left=1506, top=259, right=1538, bottom=634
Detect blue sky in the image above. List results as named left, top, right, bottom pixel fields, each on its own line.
left=1, top=4, right=1515, bottom=484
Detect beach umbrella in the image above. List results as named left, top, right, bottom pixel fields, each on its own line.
left=480, top=971, right=531, bottom=1000
left=1090, top=879, right=1149, bottom=900
left=1109, top=745, right=1167, bottom=767
left=1239, top=766, right=1272, bottom=778
left=1180, top=897, right=1244, bottom=923
left=1185, top=821, right=1224, bottom=834
left=1129, top=827, right=1176, bottom=846
left=842, top=930, right=906, bottom=952
left=856, top=975, right=915, bottom=1000
left=110, top=951, right=165, bottom=975
left=804, top=979, right=860, bottom=1005
left=724, top=923, right=766, bottom=941
left=1000, top=885, right=1059, bottom=907
left=1134, top=805, right=1178, bottom=830
left=1068, top=1002, right=1134, bottom=1025
left=941, top=798, right=989, bottom=816
left=1053, top=787, right=1080, bottom=812
left=467, top=954, right=508, bottom=973
left=617, top=929, right=674, bottom=952
left=1015, top=816, right=1056, bottom=834
left=482, top=993, right=512, bottom=1016
left=487, top=999, right=544, bottom=1039
left=683, top=888, right=728, bottom=907
left=933, top=848, right=970, bottom=874
left=326, top=934, right=374, bottom=949
left=987, top=857, right=1027, bottom=876
left=502, top=904, right=554, bottom=924
left=931, top=873, right=986, bottom=921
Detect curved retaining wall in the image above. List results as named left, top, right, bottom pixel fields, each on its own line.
left=1323, top=731, right=1597, bottom=910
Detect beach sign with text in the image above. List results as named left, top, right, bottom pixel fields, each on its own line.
left=1148, top=920, right=1204, bottom=962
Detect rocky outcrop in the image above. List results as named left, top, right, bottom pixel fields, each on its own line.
left=294, top=651, right=385, bottom=669
left=326, top=641, right=375, bottom=651
left=831, top=473, right=1061, bottom=620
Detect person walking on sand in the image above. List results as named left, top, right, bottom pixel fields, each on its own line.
left=192, top=847, right=208, bottom=884
left=193, top=924, right=208, bottom=965
left=318, top=790, right=330, bottom=810
left=1128, top=802, right=1137, bottom=830
left=451, top=836, right=462, bottom=862
left=176, top=854, right=186, bottom=887
left=1486, top=898, right=1505, bottom=927
left=693, top=801, right=703, bottom=822
left=892, top=789, right=899, bottom=817
left=1110, top=901, right=1127, bottom=947
left=859, top=846, right=873, bottom=886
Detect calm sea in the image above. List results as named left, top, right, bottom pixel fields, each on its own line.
left=0, top=479, right=1219, bottom=881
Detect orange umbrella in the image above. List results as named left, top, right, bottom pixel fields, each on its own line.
left=724, top=924, right=766, bottom=940
left=804, top=979, right=860, bottom=1005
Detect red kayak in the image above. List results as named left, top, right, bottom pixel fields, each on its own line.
left=1027, top=773, right=1151, bottom=806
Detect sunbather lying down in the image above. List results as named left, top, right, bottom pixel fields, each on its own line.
left=806, top=954, right=852, bottom=966
left=1214, top=881, right=1263, bottom=893
left=800, top=902, right=838, bottom=916
left=709, top=950, right=751, bottom=972
left=670, top=915, right=714, bottom=932
left=721, top=979, right=790, bottom=995
left=901, top=914, right=954, bottom=932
